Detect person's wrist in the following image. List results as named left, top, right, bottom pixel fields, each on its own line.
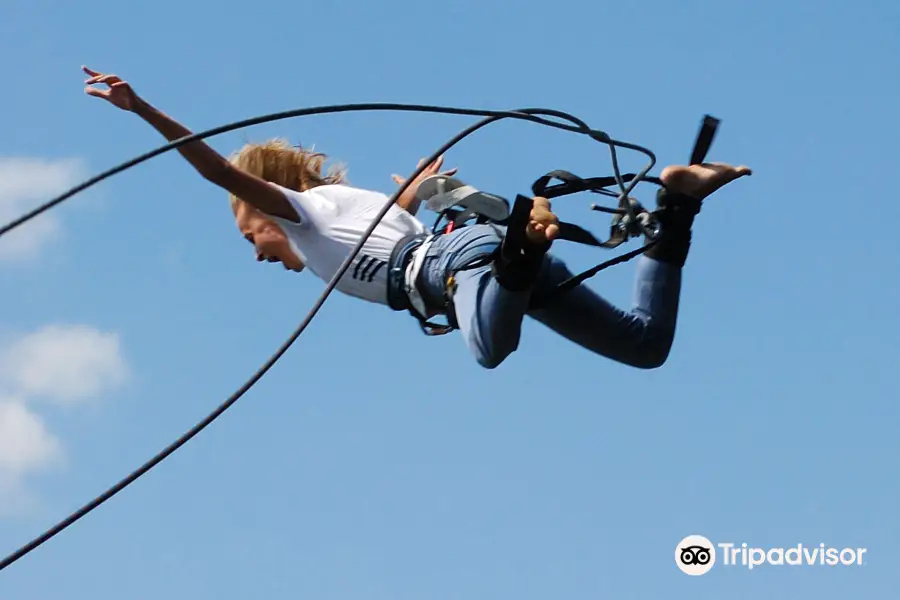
left=131, top=96, right=150, bottom=115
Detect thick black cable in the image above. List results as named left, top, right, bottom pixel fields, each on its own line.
left=0, top=103, right=656, bottom=572
left=0, top=104, right=651, bottom=238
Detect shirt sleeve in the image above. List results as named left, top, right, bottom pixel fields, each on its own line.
left=267, top=183, right=340, bottom=227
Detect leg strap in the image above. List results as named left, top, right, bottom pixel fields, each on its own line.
left=643, top=189, right=702, bottom=267
left=492, top=194, right=550, bottom=291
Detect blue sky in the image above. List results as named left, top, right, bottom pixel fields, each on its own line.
left=0, top=0, right=898, bottom=597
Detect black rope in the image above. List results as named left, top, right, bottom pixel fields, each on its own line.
left=0, top=103, right=656, bottom=572
left=537, top=240, right=659, bottom=306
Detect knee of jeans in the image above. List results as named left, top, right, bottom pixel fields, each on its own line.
left=634, top=348, right=669, bottom=369
left=475, top=350, right=506, bottom=369
left=632, top=330, right=675, bottom=369
left=471, top=334, right=519, bottom=370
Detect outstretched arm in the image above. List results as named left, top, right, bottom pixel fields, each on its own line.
left=82, top=66, right=299, bottom=223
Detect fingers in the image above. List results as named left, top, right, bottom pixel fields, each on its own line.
left=419, top=155, right=442, bottom=170
left=85, top=73, right=122, bottom=86
left=82, top=66, right=115, bottom=81
left=526, top=222, right=559, bottom=243
left=544, top=223, right=560, bottom=241
left=84, top=86, right=108, bottom=99
left=528, top=196, right=559, bottom=241
left=424, top=156, right=459, bottom=177
left=416, top=155, right=446, bottom=173
left=402, top=156, right=457, bottom=184
left=531, top=208, right=557, bottom=227
left=82, top=66, right=126, bottom=90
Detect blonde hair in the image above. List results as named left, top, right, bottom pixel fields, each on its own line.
left=227, top=138, right=346, bottom=212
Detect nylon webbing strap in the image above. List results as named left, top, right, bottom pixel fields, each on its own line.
left=501, top=194, right=533, bottom=260
left=505, top=198, right=627, bottom=254
left=531, top=114, right=720, bottom=200
left=532, top=170, right=660, bottom=199
left=690, top=115, right=720, bottom=165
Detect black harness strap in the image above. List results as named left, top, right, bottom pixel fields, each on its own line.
left=532, top=170, right=663, bottom=200
left=525, top=170, right=664, bottom=253
left=531, top=113, right=719, bottom=204
left=524, top=114, right=721, bottom=306
left=690, top=115, right=720, bottom=165
left=409, top=114, right=723, bottom=329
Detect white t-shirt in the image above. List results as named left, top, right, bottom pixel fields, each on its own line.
left=266, top=183, right=427, bottom=305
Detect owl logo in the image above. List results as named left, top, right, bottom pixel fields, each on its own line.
left=675, top=535, right=716, bottom=575
left=680, top=545, right=712, bottom=565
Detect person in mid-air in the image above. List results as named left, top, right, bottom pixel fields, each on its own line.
left=82, top=65, right=751, bottom=370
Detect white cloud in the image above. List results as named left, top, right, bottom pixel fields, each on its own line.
left=0, top=324, right=128, bottom=515
left=0, top=155, right=126, bottom=515
left=0, top=156, right=87, bottom=263
left=0, top=398, right=63, bottom=516
left=0, top=399, right=61, bottom=476
left=1, top=325, right=129, bottom=405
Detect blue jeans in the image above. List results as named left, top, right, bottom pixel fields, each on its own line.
left=416, top=224, right=682, bottom=369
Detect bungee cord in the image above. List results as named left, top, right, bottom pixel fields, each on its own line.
left=0, top=103, right=657, bottom=572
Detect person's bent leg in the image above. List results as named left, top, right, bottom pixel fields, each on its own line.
left=447, top=263, right=533, bottom=368
left=417, top=163, right=750, bottom=369
left=528, top=162, right=751, bottom=368
left=528, top=253, right=682, bottom=368
left=527, top=181, right=699, bottom=368
left=418, top=225, right=537, bottom=369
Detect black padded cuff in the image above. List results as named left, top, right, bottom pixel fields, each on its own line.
left=492, top=193, right=552, bottom=290
left=655, top=188, right=702, bottom=218
left=492, top=246, right=547, bottom=291
left=643, top=189, right=703, bottom=267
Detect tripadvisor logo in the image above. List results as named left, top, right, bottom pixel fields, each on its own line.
left=675, top=535, right=867, bottom=575
left=675, top=535, right=715, bottom=576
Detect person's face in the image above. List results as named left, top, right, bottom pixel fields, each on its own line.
left=233, top=199, right=305, bottom=272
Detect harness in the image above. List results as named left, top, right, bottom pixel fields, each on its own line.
left=390, top=114, right=721, bottom=335
left=386, top=233, right=457, bottom=336
left=387, top=229, right=499, bottom=336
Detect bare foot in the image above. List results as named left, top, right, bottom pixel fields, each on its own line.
left=660, top=162, right=752, bottom=200
left=525, top=197, right=560, bottom=246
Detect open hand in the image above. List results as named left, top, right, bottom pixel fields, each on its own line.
left=391, top=156, right=458, bottom=214
left=391, top=155, right=458, bottom=190
left=83, top=66, right=139, bottom=112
